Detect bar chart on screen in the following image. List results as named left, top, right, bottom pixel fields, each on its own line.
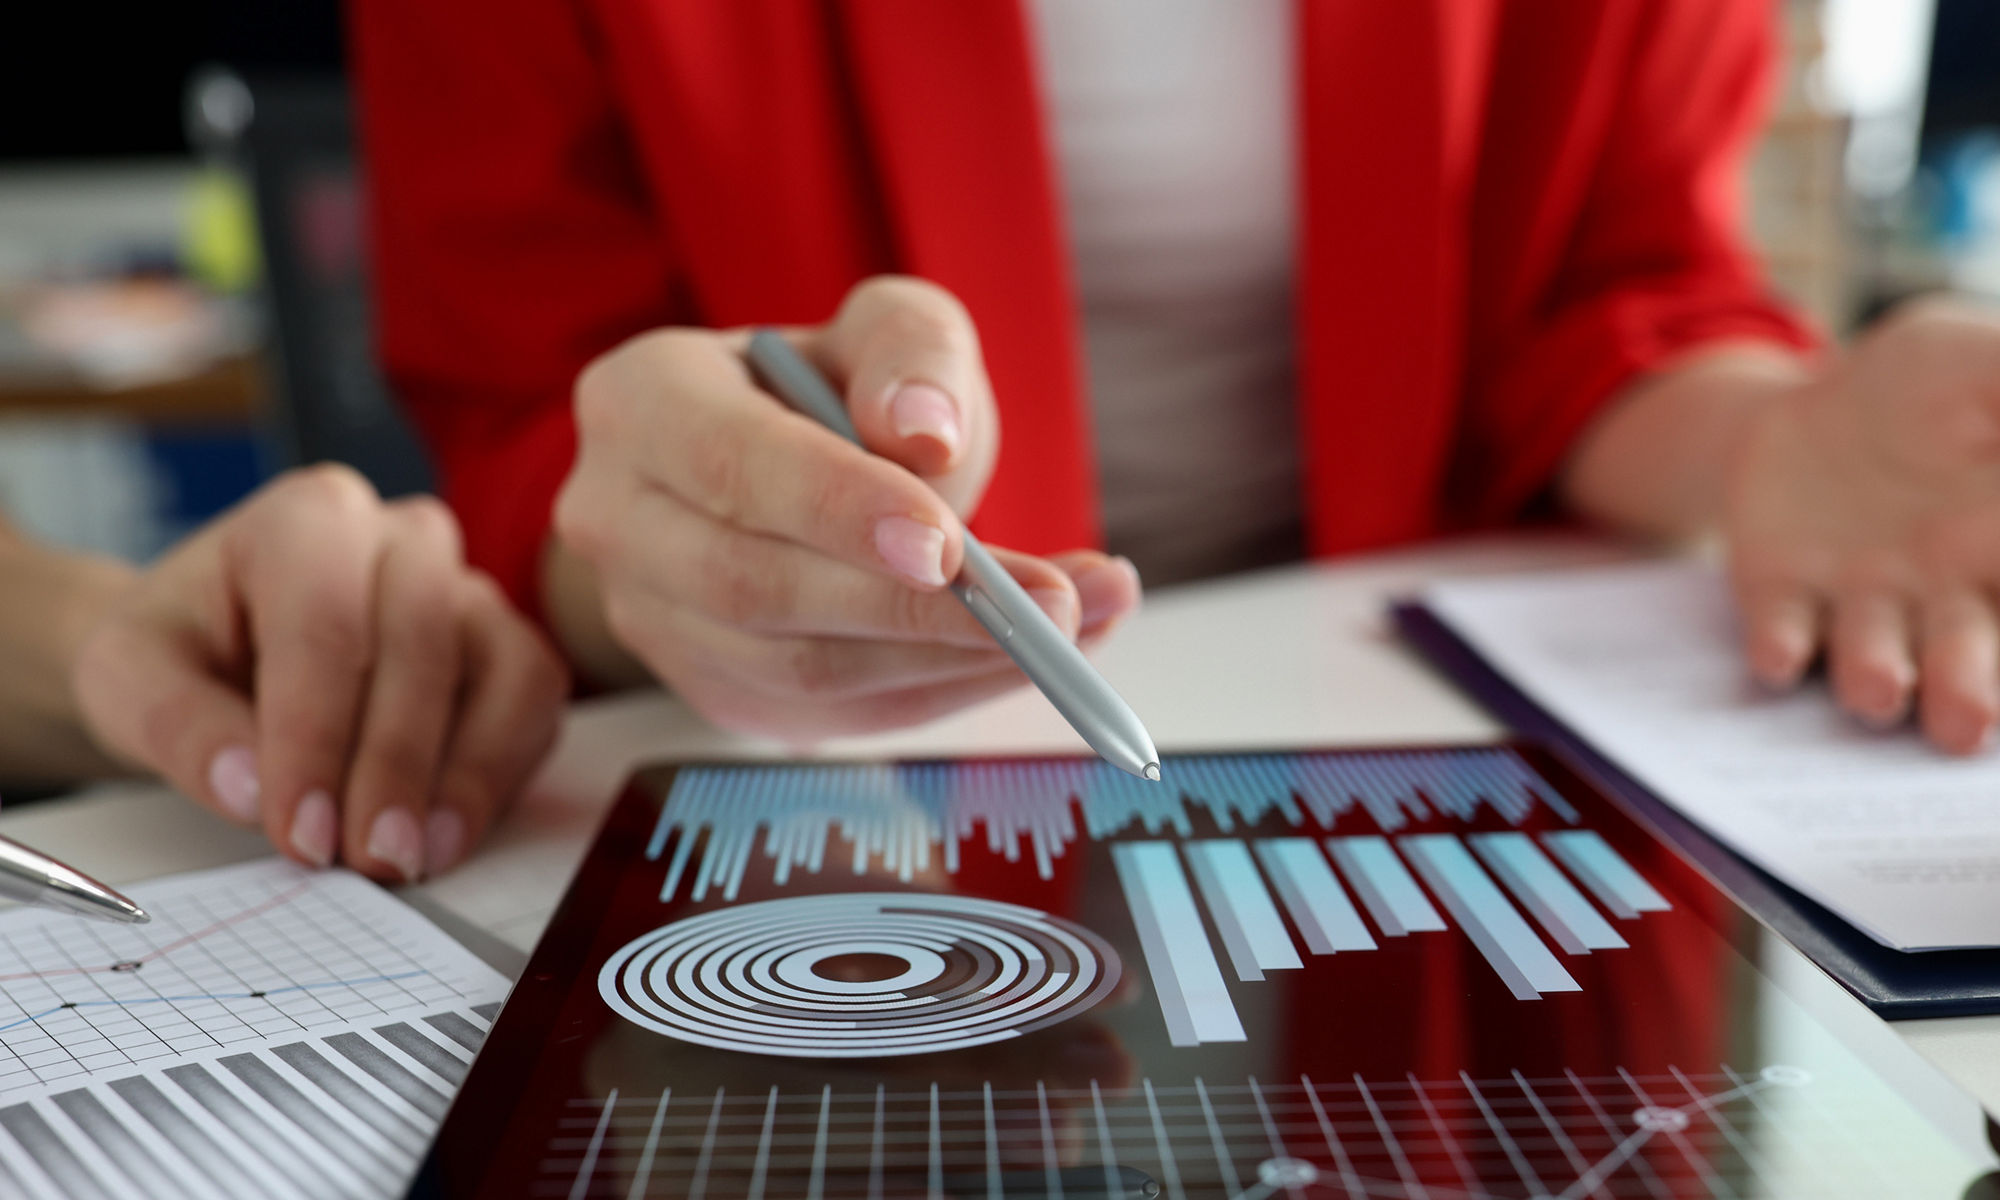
left=645, top=748, right=1577, bottom=903
left=0, top=858, right=509, bottom=1200
left=646, top=750, right=1676, bottom=1045
left=421, top=746, right=1998, bottom=1199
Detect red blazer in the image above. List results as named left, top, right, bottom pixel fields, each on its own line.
left=350, top=0, right=1813, bottom=619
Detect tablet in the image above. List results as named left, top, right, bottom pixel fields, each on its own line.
left=409, top=745, right=1999, bottom=1198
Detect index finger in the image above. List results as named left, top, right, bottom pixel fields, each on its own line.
left=577, top=331, right=965, bottom=590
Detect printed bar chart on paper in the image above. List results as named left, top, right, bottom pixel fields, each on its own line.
left=0, top=858, right=509, bottom=1200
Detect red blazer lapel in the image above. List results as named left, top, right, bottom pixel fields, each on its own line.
left=838, top=0, right=1100, bottom=553
left=1297, top=0, right=1495, bottom=553
left=597, top=1, right=893, bottom=324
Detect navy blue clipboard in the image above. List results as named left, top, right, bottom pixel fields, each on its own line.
left=1395, top=598, right=2000, bottom=1018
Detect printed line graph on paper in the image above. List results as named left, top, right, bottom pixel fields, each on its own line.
left=0, top=859, right=492, bottom=1097
left=539, top=1065, right=1939, bottom=1199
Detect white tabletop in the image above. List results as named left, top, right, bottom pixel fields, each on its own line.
left=8, top=532, right=1998, bottom=1113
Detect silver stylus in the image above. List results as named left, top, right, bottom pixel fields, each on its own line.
left=745, top=330, right=1162, bottom=780
left=0, top=833, right=149, bottom=923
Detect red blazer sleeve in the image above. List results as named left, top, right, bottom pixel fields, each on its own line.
left=1459, top=0, right=1819, bottom=523
left=348, top=0, right=675, bottom=621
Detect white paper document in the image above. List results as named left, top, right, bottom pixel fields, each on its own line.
left=0, top=857, right=510, bottom=1199
left=1426, top=560, right=2000, bottom=952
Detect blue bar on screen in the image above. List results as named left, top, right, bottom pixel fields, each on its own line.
left=1252, top=839, right=1376, bottom=953
left=1326, top=835, right=1446, bottom=936
left=1540, top=830, right=1671, bottom=920
left=1183, top=840, right=1302, bottom=981
left=1470, top=833, right=1627, bottom=954
left=1112, top=842, right=1246, bottom=1046
left=1399, top=834, right=1580, bottom=1000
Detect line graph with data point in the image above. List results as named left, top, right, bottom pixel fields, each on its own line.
left=0, top=858, right=511, bottom=1200
left=0, top=859, right=497, bottom=1099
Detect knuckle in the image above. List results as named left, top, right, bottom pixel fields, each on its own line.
left=361, top=730, right=437, bottom=789
left=677, top=687, right=766, bottom=739
left=458, top=568, right=507, bottom=613
left=847, top=277, right=976, bottom=350
left=132, top=687, right=199, bottom=773
left=477, top=592, right=569, bottom=699
left=523, top=635, right=572, bottom=702
left=602, top=588, right=646, bottom=651
left=878, top=311, right=976, bottom=368
left=69, top=625, right=124, bottom=701
left=381, top=618, right=459, bottom=684
left=694, top=537, right=782, bottom=627
left=684, top=431, right=751, bottom=520
left=575, top=328, right=695, bottom=433
left=294, top=599, right=372, bottom=663
left=438, top=765, right=494, bottom=821
left=798, top=465, right=871, bottom=539
left=1915, top=505, right=2000, bottom=577
left=773, top=640, right=842, bottom=698
left=278, top=462, right=380, bottom=518
left=262, top=699, right=350, bottom=764
left=1922, top=589, right=1985, bottom=637
left=601, top=588, right=672, bottom=667
left=876, top=301, right=964, bottom=352
left=387, top=494, right=463, bottom=554
left=551, top=474, right=602, bottom=554
left=861, top=275, right=970, bottom=320
left=884, top=580, right=949, bottom=639
left=1833, top=549, right=1914, bottom=596
left=572, top=352, right=624, bottom=436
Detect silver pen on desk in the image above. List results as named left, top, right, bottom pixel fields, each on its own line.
left=0, top=833, right=149, bottom=923
left=745, top=330, right=1162, bottom=781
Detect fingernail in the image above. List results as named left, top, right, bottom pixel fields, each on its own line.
left=1948, top=715, right=1996, bottom=756
left=366, top=808, right=424, bottom=882
left=425, top=809, right=467, bottom=877
left=288, top=790, right=337, bottom=868
left=888, top=383, right=962, bottom=456
left=1076, top=556, right=1142, bottom=627
left=207, top=745, right=260, bottom=823
left=1027, top=586, right=1078, bottom=630
left=1859, top=679, right=1913, bottom=727
left=1759, top=628, right=1812, bottom=686
left=874, top=516, right=948, bottom=586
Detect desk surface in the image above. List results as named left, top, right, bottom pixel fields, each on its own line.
left=9, top=533, right=1998, bottom=1115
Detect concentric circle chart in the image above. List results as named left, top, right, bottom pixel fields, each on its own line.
left=598, top=893, right=1122, bottom=1057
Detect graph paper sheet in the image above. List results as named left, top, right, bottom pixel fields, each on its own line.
left=414, top=746, right=1999, bottom=1199
left=0, top=857, right=509, bottom=1199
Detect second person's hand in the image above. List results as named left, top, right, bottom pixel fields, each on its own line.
left=72, top=466, right=570, bottom=881
left=551, top=276, right=1143, bottom=739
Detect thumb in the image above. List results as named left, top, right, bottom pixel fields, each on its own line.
left=816, top=276, right=1000, bottom=514
left=73, top=623, right=263, bottom=826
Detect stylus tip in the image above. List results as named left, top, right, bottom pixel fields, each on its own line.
left=1143, top=762, right=1161, bottom=782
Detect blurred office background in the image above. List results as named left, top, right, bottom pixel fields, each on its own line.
left=0, top=0, right=1995, bottom=561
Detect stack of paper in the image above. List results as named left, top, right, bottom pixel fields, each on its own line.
left=1427, top=561, right=2000, bottom=953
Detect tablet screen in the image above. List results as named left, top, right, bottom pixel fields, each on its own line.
left=410, top=744, right=1998, bottom=1198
